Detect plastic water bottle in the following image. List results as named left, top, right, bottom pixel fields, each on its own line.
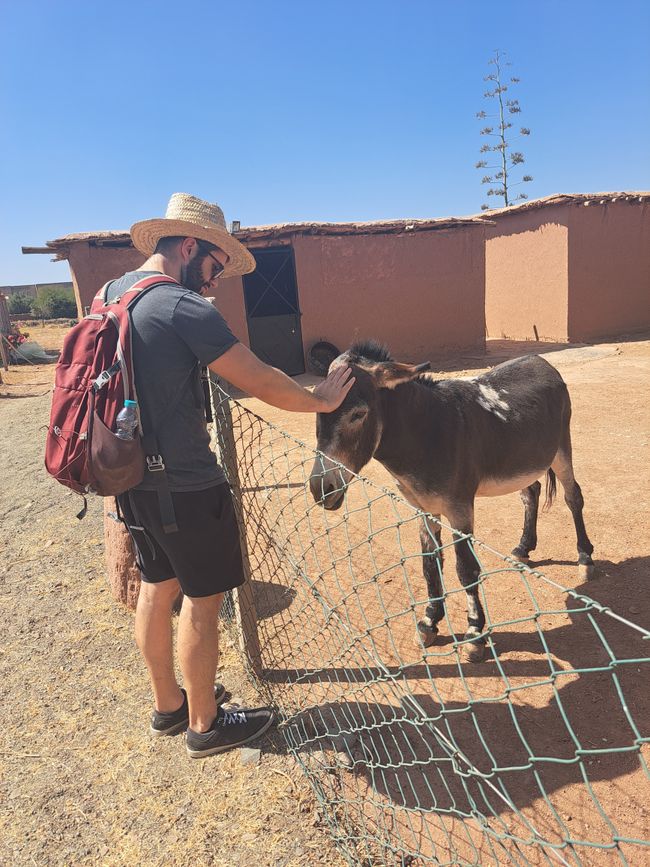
left=115, top=399, right=138, bottom=440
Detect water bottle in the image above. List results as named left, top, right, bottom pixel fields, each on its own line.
left=115, top=399, right=138, bottom=440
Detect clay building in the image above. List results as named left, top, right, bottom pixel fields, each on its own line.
left=484, top=193, right=650, bottom=343
left=24, top=192, right=649, bottom=368
left=24, top=217, right=487, bottom=374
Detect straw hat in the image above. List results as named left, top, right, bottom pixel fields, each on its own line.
left=130, top=192, right=256, bottom=278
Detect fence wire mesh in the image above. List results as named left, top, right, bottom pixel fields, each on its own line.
left=210, top=380, right=650, bottom=867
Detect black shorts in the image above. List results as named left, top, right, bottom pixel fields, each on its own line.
left=117, top=484, right=244, bottom=598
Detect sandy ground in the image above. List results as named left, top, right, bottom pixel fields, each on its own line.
left=0, top=324, right=347, bottom=867
left=226, top=335, right=650, bottom=865
left=1, top=325, right=649, bottom=866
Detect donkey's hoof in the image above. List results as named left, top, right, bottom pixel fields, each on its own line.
left=462, top=636, right=487, bottom=663
left=578, top=562, right=596, bottom=580
left=416, top=621, right=440, bottom=648
left=511, top=547, right=530, bottom=564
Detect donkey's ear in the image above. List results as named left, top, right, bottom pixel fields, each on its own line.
left=369, top=360, right=431, bottom=389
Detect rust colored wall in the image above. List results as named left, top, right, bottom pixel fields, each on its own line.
left=291, top=227, right=485, bottom=363
left=485, top=207, right=569, bottom=342
left=568, top=202, right=650, bottom=341
left=148, top=229, right=486, bottom=365
left=209, top=274, right=250, bottom=345
left=67, top=243, right=145, bottom=314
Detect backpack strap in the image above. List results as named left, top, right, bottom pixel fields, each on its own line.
left=103, top=273, right=204, bottom=534
left=90, top=273, right=179, bottom=315
left=90, top=280, right=114, bottom=313
left=91, top=276, right=179, bottom=395
left=122, top=273, right=180, bottom=307
left=117, top=275, right=184, bottom=533
left=140, top=364, right=197, bottom=534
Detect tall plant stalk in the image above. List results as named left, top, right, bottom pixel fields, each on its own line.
left=476, top=50, right=533, bottom=210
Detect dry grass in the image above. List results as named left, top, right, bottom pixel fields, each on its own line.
left=0, top=324, right=348, bottom=867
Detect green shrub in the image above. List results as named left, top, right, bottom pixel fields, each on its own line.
left=7, top=292, right=34, bottom=315
left=35, top=286, right=77, bottom=319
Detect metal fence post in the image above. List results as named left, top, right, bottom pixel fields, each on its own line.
left=210, top=374, right=263, bottom=676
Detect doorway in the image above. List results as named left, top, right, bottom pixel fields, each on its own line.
left=243, top=247, right=305, bottom=375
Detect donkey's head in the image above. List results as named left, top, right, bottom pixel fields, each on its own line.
left=309, top=341, right=430, bottom=510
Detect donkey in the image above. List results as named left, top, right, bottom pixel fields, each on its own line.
left=309, top=341, right=594, bottom=662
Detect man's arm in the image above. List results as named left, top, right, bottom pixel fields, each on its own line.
left=208, top=342, right=354, bottom=413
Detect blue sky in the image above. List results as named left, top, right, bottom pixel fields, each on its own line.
left=2, top=0, right=649, bottom=284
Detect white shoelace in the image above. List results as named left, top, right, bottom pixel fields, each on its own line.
left=220, top=711, right=247, bottom=726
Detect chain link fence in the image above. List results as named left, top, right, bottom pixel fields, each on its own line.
left=210, top=379, right=650, bottom=867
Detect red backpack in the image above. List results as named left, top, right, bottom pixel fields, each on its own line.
left=45, top=274, right=180, bottom=521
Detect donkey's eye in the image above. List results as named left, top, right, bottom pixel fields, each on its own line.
left=350, top=408, right=368, bottom=423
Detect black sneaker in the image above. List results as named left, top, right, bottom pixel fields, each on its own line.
left=150, top=684, right=227, bottom=737
left=186, top=706, right=275, bottom=758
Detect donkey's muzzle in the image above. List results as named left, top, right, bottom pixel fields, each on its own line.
left=309, top=454, right=351, bottom=510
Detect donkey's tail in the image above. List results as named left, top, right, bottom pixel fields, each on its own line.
left=543, top=468, right=557, bottom=511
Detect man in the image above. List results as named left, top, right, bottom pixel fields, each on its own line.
left=111, top=193, right=353, bottom=759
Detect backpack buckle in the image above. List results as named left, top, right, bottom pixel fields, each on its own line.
left=146, top=454, right=165, bottom=472
left=93, top=370, right=112, bottom=391
left=93, top=361, right=121, bottom=392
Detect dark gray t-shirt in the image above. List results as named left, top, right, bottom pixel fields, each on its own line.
left=106, top=271, right=238, bottom=491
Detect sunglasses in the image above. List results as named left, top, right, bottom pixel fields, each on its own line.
left=196, top=241, right=226, bottom=281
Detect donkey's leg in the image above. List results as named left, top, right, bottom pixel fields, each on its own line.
left=416, top=514, right=445, bottom=648
left=511, top=480, right=542, bottom=563
left=445, top=502, right=487, bottom=663
left=552, top=443, right=595, bottom=580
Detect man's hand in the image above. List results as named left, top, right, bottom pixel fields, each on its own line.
left=312, top=365, right=355, bottom=412
left=209, top=343, right=355, bottom=414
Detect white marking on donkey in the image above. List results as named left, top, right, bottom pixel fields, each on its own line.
left=477, top=383, right=510, bottom=420
left=309, top=340, right=595, bottom=663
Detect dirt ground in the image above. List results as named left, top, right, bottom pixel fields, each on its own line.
left=0, top=324, right=347, bottom=867
left=1, top=324, right=649, bottom=866
left=227, top=334, right=650, bottom=865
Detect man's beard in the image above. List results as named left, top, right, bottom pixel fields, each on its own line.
left=181, top=256, right=206, bottom=294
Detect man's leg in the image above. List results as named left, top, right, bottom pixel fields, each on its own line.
left=177, top=592, right=224, bottom=732
left=135, top=577, right=184, bottom=713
